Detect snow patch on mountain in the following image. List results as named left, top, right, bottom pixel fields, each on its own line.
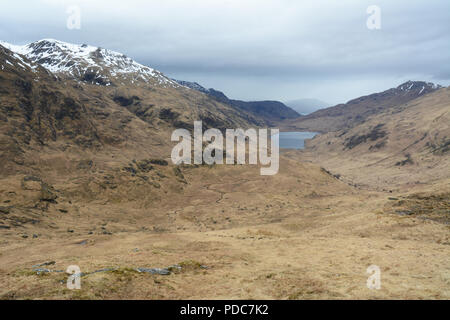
left=0, top=39, right=180, bottom=87
left=397, top=80, right=442, bottom=94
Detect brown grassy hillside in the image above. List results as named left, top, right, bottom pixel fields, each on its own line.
left=296, top=87, right=450, bottom=191
left=282, top=81, right=442, bottom=133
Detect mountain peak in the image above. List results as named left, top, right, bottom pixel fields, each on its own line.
left=0, top=39, right=179, bottom=87
left=397, top=80, right=442, bottom=93
left=288, top=80, right=444, bottom=132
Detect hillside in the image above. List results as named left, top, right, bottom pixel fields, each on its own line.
left=1, top=39, right=263, bottom=131
left=282, top=81, right=442, bottom=132
left=0, top=40, right=269, bottom=176
left=175, top=80, right=300, bottom=124
left=0, top=39, right=273, bottom=242
left=295, top=87, right=450, bottom=189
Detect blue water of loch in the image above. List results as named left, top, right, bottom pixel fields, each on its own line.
left=274, top=132, right=318, bottom=149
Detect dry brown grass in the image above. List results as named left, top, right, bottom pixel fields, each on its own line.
left=0, top=154, right=449, bottom=299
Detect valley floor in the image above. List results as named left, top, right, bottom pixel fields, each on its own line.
left=0, top=155, right=449, bottom=299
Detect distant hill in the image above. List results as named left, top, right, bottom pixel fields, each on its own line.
left=285, top=98, right=329, bottom=115
left=303, top=87, right=450, bottom=188
left=174, top=80, right=300, bottom=124
left=283, top=81, right=443, bottom=132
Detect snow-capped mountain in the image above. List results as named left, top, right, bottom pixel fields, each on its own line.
left=397, top=80, right=442, bottom=95
left=286, top=80, right=444, bottom=132
left=0, top=39, right=179, bottom=87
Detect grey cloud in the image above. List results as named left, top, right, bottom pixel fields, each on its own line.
left=0, top=0, right=449, bottom=105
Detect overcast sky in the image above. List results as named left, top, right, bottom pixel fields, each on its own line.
left=1, top=0, right=449, bottom=106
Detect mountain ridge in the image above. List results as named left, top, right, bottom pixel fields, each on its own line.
left=2, top=39, right=292, bottom=127
left=299, top=86, right=450, bottom=188
left=174, top=79, right=300, bottom=124
left=282, top=80, right=444, bottom=132
left=0, top=40, right=268, bottom=177
left=0, top=39, right=179, bottom=87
